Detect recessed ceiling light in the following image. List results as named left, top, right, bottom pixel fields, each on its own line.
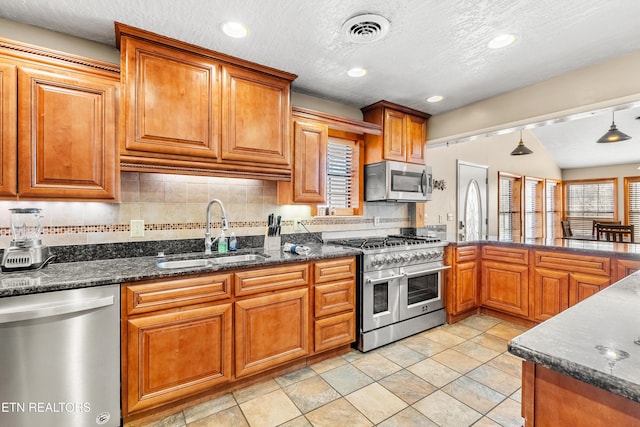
left=487, top=34, right=517, bottom=49
left=427, top=95, right=444, bottom=103
left=221, top=21, right=248, bottom=38
left=347, top=67, right=367, bottom=77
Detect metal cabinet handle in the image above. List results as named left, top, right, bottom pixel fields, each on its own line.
left=0, top=295, right=114, bottom=324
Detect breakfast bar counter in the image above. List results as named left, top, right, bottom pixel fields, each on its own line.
left=508, top=271, right=640, bottom=426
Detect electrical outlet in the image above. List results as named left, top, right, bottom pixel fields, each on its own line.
left=373, top=216, right=381, bottom=226
left=294, top=218, right=302, bottom=232
left=131, top=220, right=144, bottom=237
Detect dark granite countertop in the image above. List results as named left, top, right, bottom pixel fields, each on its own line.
left=450, top=238, right=640, bottom=258
left=508, top=272, right=640, bottom=403
left=0, top=244, right=361, bottom=297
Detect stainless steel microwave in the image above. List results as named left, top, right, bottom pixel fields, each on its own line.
left=365, top=161, right=432, bottom=202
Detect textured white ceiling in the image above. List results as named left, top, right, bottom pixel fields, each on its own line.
left=2, top=0, right=640, bottom=168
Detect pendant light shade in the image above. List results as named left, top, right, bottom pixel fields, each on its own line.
left=597, top=112, right=631, bottom=143
left=511, top=130, right=533, bottom=156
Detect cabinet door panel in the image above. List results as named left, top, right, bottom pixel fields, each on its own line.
left=383, top=109, right=406, bottom=161
left=454, top=260, right=479, bottom=314
left=314, top=311, right=355, bottom=352
left=615, top=258, right=640, bottom=281
left=406, top=114, right=426, bottom=164
left=532, top=268, right=569, bottom=322
left=121, top=38, right=218, bottom=158
left=0, top=62, right=16, bottom=197
left=292, top=120, right=326, bottom=202
left=235, top=288, right=309, bottom=378
left=17, top=66, right=117, bottom=199
left=569, top=273, right=610, bottom=306
left=314, top=279, right=354, bottom=318
left=126, top=303, right=232, bottom=413
left=221, top=65, right=290, bottom=166
left=481, top=261, right=529, bottom=316
left=314, top=257, right=356, bottom=284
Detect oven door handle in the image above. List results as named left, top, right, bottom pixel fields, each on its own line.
left=366, top=274, right=405, bottom=285
left=404, top=265, right=451, bottom=278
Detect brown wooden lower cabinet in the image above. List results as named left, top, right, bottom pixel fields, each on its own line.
left=235, top=287, right=309, bottom=378
left=481, top=260, right=529, bottom=317
left=125, top=303, right=232, bottom=413
left=122, top=257, right=356, bottom=422
left=531, top=268, right=569, bottom=322
left=522, top=361, right=640, bottom=426
left=569, top=273, right=610, bottom=306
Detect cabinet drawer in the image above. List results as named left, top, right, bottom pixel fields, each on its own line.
left=314, top=311, right=355, bottom=352
left=482, top=245, right=528, bottom=265
left=314, top=280, right=355, bottom=318
left=125, top=274, right=231, bottom=315
left=534, top=250, right=610, bottom=276
left=456, top=245, right=478, bottom=262
left=234, top=263, right=309, bottom=297
left=314, top=257, right=356, bottom=284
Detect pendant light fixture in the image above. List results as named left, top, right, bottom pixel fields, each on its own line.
left=511, top=130, right=533, bottom=156
left=597, top=111, right=631, bottom=143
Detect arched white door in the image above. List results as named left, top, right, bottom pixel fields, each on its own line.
left=457, top=161, right=488, bottom=241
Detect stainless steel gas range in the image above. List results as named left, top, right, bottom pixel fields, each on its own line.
left=332, top=235, right=450, bottom=352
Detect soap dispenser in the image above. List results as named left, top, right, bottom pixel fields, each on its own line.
left=218, top=230, right=228, bottom=254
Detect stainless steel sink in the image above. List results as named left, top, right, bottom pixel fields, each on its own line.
left=210, top=254, right=267, bottom=264
left=157, top=254, right=268, bottom=269
left=157, top=259, right=212, bottom=269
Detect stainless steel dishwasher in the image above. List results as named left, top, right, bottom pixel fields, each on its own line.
left=0, top=284, right=120, bottom=427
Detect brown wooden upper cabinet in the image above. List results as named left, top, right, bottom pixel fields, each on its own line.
left=361, top=100, right=430, bottom=165
left=0, top=40, right=119, bottom=200
left=116, top=23, right=296, bottom=180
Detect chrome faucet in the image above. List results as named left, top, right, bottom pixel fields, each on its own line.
left=204, top=199, right=229, bottom=254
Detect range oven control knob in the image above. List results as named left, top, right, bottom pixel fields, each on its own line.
left=401, top=253, right=411, bottom=262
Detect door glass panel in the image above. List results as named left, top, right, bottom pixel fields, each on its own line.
left=465, top=179, right=482, bottom=241
left=373, top=283, right=389, bottom=314
left=407, top=273, right=438, bottom=305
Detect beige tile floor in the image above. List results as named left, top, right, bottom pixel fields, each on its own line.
left=140, top=315, right=527, bottom=427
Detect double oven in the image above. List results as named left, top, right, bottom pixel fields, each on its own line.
left=334, top=236, right=449, bottom=352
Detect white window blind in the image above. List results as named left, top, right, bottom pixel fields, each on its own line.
left=499, top=176, right=514, bottom=240
left=565, top=180, right=615, bottom=237
left=524, top=178, right=543, bottom=239
left=626, top=178, right=640, bottom=241
left=326, top=140, right=353, bottom=208
left=545, top=180, right=560, bottom=239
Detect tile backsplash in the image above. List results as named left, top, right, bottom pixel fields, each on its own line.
left=0, top=172, right=411, bottom=248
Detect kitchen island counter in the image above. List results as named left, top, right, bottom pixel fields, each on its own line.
left=0, top=243, right=361, bottom=297
left=508, top=271, right=640, bottom=425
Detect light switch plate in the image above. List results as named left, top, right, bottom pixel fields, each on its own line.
left=131, top=220, right=144, bottom=237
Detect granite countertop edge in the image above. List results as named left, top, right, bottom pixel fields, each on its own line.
left=0, top=244, right=361, bottom=297
left=508, top=341, right=640, bottom=403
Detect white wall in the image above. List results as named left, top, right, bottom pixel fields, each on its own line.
left=428, top=52, right=640, bottom=144
left=426, top=130, right=561, bottom=240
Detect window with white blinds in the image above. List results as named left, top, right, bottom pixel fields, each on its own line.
left=564, top=179, right=616, bottom=237
left=325, top=139, right=354, bottom=209
left=498, top=173, right=521, bottom=240
left=524, top=178, right=543, bottom=239
left=624, top=177, right=640, bottom=241
left=545, top=180, right=561, bottom=239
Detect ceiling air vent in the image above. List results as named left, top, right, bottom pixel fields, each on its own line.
left=342, top=14, right=390, bottom=44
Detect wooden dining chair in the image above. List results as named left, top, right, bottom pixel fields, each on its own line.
left=561, top=220, right=572, bottom=238
left=592, top=220, right=621, bottom=237
left=595, top=224, right=635, bottom=243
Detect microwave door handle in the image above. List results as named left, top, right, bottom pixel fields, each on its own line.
left=421, top=170, right=427, bottom=197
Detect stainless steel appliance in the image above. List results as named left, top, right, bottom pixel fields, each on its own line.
left=334, top=235, right=449, bottom=352
left=0, top=284, right=121, bottom=427
left=1, top=208, right=54, bottom=272
left=365, top=160, right=432, bottom=202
